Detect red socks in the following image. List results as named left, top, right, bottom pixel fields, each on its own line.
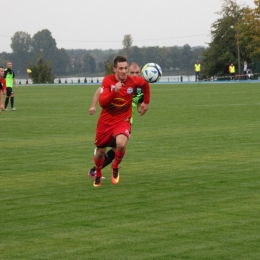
left=112, top=149, right=125, bottom=169
left=94, top=156, right=105, bottom=177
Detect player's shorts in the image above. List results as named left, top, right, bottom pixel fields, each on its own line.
left=95, top=121, right=131, bottom=148
left=6, top=87, right=14, bottom=96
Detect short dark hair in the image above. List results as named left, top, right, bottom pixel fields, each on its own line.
left=113, top=56, right=127, bottom=68
left=0, top=66, right=4, bottom=69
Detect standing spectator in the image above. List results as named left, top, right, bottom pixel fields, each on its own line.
left=243, top=61, right=248, bottom=79
left=4, top=61, right=18, bottom=111
left=0, top=66, right=6, bottom=113
left=194, top=60, right=201, bottom=82
left=229, top=63, right=235, bottom=80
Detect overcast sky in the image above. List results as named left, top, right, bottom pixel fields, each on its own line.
left=1, top=0, right=256, bottom=52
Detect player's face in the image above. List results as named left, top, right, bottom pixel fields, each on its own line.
left=114, top=61, right=128, bottom=82
left=129, top=66, right=140, bottom=77
left=7, top=62, right=12, bottom=69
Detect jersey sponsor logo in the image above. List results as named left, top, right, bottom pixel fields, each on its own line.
left=111, top=98, right=127, bottom=107
left=127, top=87, right=133, bottom=94
left=110, top=85, right=116, bottom=91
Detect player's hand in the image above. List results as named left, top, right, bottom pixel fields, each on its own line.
left=88, top=106, right=96, bottom=115
left=140, top=102, right=149, bottom=116
left=0, top=104, right=5, bottom=110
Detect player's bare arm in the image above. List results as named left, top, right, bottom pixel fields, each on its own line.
left=89, top=87, right=101, bottom=115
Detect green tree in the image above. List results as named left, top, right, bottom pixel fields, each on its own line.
left=10, top=31, right=32, bottom=73
left=122, top=34, right=133, bottom=49
left=31, top=29, right=58, bottom=64
left=104, top=60, right=113, bottom=75
left=53, top=48, right=71, bottom=75
left=238, top=0, right=260, bottom=62
left=180, top=44, right=192, bottom=71
left=29, top=57, right=54, bottom=84
left=11, top=31, right=32, bottom=53
left=82, top=53, right=96, bottom=73
left=202, top=0, right=244, bottom=77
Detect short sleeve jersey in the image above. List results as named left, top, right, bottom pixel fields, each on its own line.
left=4, top=68, right=15, bottom=87
left=98, top=74, right=150, bottom=125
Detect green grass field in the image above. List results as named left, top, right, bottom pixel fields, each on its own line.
left=0, top=82, right=260, bottom=260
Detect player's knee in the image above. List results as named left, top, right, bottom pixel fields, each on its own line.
left=116, top=140, right=127, bottom=151
left=96, top=147, right=106, bottom=158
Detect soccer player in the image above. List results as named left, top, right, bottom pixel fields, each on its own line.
left=0, top=66, right=6, bottom=113
left=92, top=56, right=150, bottom=187
left=88, top=62, right=144, bottom=177
left=4, top=61, right=18, bottom=111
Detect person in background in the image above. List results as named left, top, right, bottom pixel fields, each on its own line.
left=243, top=61, right=248, bottom=80
left=0, top=66, right=6, bottom=113
left=4, top=61, right=18, bottom=111
left=229, top=63, right=235, bottom=80
left=194, top=60, right=201, bottom=82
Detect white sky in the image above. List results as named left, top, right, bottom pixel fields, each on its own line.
left=1, top=0, right=256, bottom=52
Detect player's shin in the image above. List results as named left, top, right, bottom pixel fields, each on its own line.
left=112, top=149, right=125, bottom=169
left=94, top=156, right=105, bottom=177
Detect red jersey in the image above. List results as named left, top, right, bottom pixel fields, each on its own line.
left=98, top=74, right=150, bottom=125
left=0, top=78, right=6, bottom=93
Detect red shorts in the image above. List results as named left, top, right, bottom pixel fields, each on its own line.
left=95, top=121, right=131, bottom=147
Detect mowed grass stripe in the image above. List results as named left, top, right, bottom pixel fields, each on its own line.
left=0, top=83, right=260, bottom=259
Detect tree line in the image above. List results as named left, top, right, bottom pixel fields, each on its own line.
left=0, top=29, right=205, bottom=81
left=0, top=0, right=259, bottom=82
left=202, top=0, right=260, bottom=78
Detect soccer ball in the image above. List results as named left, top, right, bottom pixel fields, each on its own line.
left=141, top=63, right=162, bottom=83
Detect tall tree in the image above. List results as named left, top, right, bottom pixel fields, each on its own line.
left=238, top=0, right=260, bottom=62
left=10, top=31, right=32, bottom=73
left=29, top=57, right=54, bottom=84
left=104, top=60, right=113, bottom=75
left=31, top=29, right=58, bottom=63
left=53, top=48, right=71, bottom=75
left=82, top=53, right=96, bottom=73
left=11, top=31, right=32, bottom=53
left=202, top=0, right=244, bottom=77
left=122, top=34, right=133, bottom=49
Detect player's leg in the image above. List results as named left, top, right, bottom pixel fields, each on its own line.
left=110, top=122, right=131, bottom=184
left=88, top=148, right=116, bottom=177
left=4, top=87, right=11, bottom=110
left=10, top=92, right=16, bottom=111
left=93, top=147, right=106, bottom=187
left=93, top=122, right=114, bottom=186
left=111, top=134, right=128, bottom=185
